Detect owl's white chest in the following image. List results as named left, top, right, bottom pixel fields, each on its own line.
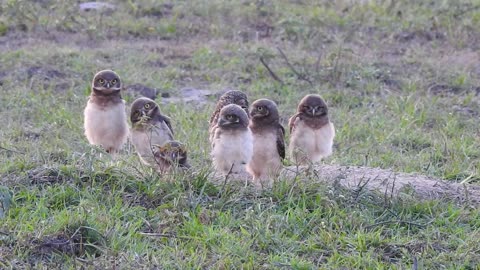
left=212, top=128, right=253, bottom=174
left=84, top=100, right=129, bottom=151
left=248, top=131, right=282, bottom=178
left=289, top=120, right=335, bottom=163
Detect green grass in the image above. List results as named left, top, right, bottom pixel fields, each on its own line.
left=1, top=0, right=480, bottom=268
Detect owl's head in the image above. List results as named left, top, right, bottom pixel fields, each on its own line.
left=154, top=141, right=190, bottom=168
left=298, top=94, right=328, bottom=117
left=249, top=98, right=279, bottom=123
left=130, top=97, right=160, bottom=125
left=219, top=90, right=249, bottom=114
left=218, top=104, right=249, bottom=129
left=91, top=70, right=122, bottom=94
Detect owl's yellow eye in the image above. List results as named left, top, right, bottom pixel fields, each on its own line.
left=144, top=103, right=151, bottom=109
left=226, top=115, right=234, bottom=120
left=98, top=78, right=105, bottom=84
left=257, top=106, right=263, bottom=111
left=111, top=79, right=117, bottom=85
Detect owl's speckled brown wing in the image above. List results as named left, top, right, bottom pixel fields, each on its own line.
left=209, top=90, right=249, bottom=130
left=159, top=115, right=174, bottom=136
left=277, top=124, right=286, bottom=160
left=209, top=108, right=222, bottom=131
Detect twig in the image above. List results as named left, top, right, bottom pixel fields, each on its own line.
left=382, top=172, right=394, bottom=208
left=390, top=174, right=397, bottom=202
left=287, top=173, right=300, bottom=201
left=276, top=47, right=313, bottom=86
left=70, top=226, right=107, bottom=242
left=219, top=163, right=235, bottom=196
left=352, top=176, right=372, bottom=203
left=385, top=207, right=399, bottom=219
left=412, top=256, right=418, bottom=270
left=365, top=220, right=427, bottom=230
left=462, top=183, right=470, bottom=205
left=0, top=146, right=24, bottom=154
left=138, top=232, right=192, bottom=240
left=259, top=56, right=284, bottom=84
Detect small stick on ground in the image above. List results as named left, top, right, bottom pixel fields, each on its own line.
left=139, top=232, right=193, bottom=240
left=259, top=56, right=284, bottom=84
left=365, top=220, right=428, bottom=230
left=0, top=146, right=24, bottom=154
left=219, top=163, right=235, bottom=196
left=352, top=176, right=372, bottom=203
left=276, top=47, right=313, bottom=86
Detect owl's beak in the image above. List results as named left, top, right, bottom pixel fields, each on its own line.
left=106, top=82, right=111, bottom=88
left=219, top=118, right=228, bottom=126
left=250, top=111, right=260, bottom=118
left=312, top=108, right=316, bottom=115
left=219, top=118, right=234, bottom=126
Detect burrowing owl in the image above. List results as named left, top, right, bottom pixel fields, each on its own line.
left=84, top=70, right=128, bottom=153
left=288, top=94, right=335, bottom=165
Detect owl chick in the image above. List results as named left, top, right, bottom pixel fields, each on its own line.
left=152, top=140, right=190, bottom=172
left=288, top=94, right=335, bottom=165
left=211, top=104, right=253, bottom=175
left=247, top=99, right=285, bottom=183
left=130, top=97, right=174, bottom=167
left=84, top=70, right=129, bottom=153
left=208, top=90, right=249, bottom=142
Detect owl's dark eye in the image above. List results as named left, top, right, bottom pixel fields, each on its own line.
left=111, top=79, right=118, bottom=85
left=98, top=78, right=105, bottom=85
left=144, top=103, right=151, bottom=109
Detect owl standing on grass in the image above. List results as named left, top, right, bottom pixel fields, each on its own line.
left=288, top=94, right=335, bottom=165
left=84, top=70, right=129, bottom=153
left=209, top=90, right=249, bottom=142
left=211, top=104, right=253, bottom=175
left=130, top=97, right=174, bottom=166
left=247, top=99, right=285, bottom=185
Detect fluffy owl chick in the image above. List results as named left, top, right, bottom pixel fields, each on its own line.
left=130, top=97, right=175, bottom=167
left=211, top=104, right=253, bottom=175
left=209, top=90, right=249, bottom=142
left=288, top=94, right=335, bottom=165
left=152, top=140, right=190, bottom=173
left=247, top=99, right=285, bottom=183
left=84, top=70, right=129, bottom=153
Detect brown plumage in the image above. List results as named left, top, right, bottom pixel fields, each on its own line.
left=130, top=97, right=174, bottom=168
left=247, top=99, right=285, bottom=184
left=152, top=140, right=190, bottom=172
left=84, top=70, right=129, bottom=153
left=288, top=94, right=335, bottom=165
left=208, top=90, right=249, bottom=142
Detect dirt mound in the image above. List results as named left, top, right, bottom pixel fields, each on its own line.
left=281, top=165, right=480, bottom=206
left=218, top=164, right=480, bottom=206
